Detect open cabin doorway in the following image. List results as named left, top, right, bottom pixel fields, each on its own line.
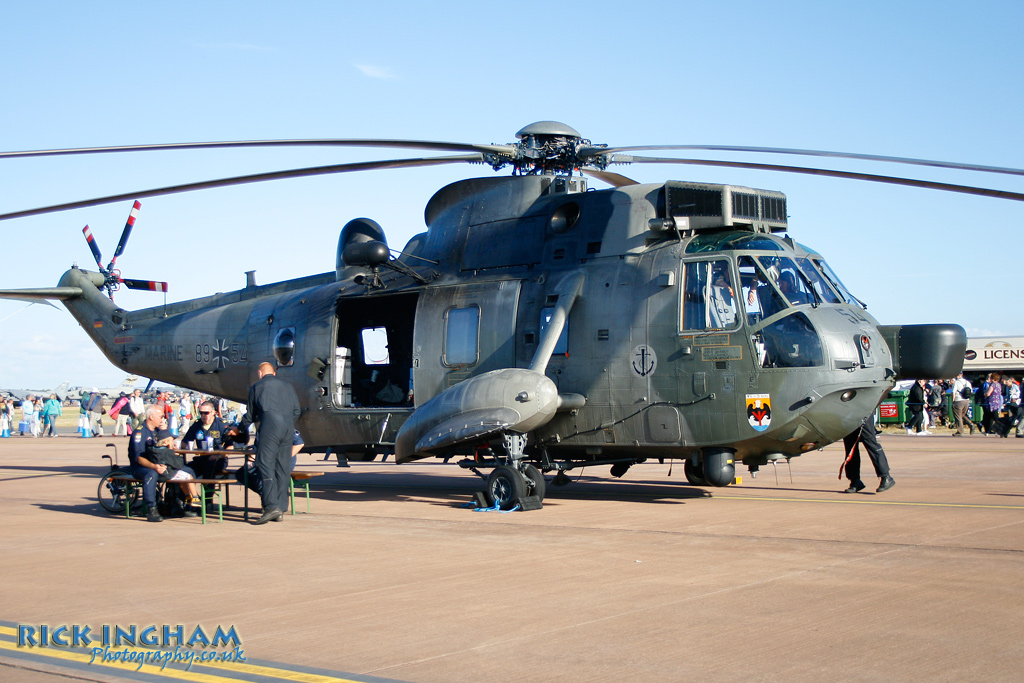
left=332, top=293, right=418, bottom=408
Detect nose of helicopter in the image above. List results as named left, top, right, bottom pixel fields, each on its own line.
left=771, top=382, right=889, bottom=450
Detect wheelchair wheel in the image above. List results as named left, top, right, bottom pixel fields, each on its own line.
left=97, top=468, right=139, bottom=513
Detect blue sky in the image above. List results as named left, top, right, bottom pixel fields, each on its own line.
left=1, top=1, right=1022, bottom=389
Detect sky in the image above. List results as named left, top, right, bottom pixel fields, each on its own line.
left=1, top=0, right=1022, bottom=389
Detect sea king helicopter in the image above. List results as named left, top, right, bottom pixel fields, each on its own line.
left=4, top=121, right=1019, bottom=509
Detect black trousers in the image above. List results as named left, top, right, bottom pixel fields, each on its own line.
left=844, top=417, right=890, bottom=481
left=906, top=408, right=925, bottom=433
left=131, top=464, right=160, bottom=507
left=256, top=428, right=293, bottom=512
left=981, top=406, right=998, bottom=434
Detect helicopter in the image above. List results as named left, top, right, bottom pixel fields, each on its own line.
left=4, top=120, right=1014, bottom=510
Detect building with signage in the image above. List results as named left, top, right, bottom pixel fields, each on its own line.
left=963, top=336, right=1024, bottom=375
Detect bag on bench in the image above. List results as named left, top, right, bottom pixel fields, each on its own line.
left=146, top=446, right=186, bottom=481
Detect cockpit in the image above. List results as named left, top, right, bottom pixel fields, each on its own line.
left=679, top=230, right=864, bottom=368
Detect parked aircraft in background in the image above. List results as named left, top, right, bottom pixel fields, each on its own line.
left=2, top=381, right=71, bottom=402
left=69, top=375, right=141, bottom=399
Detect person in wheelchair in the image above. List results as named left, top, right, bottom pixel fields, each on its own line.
left=147, top=431, right=202, bottom=514
left=128, top=405, right=198, bottom=522
left=144, top=432, right=201, bottom=518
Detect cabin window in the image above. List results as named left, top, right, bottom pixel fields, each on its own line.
left=681, top=259, right=738, bottom=331
left=444, top=306, right=480, bottom=366
left=273, top=328, right=296, bottom=367
left=540, top=307, right=569, bottom=355
left=361, top=327, right=390, bottom=365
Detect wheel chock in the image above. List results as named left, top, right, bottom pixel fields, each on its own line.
left=515, top=495, right=543, bottom=511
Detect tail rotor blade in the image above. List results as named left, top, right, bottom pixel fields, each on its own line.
left=108, top=200, right=141, bottom=270
left=120, top=278, right=167, bottom=293
left=81, top=225, right=104, bottom=270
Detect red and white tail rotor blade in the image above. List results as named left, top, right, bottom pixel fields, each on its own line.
left=120, top=278, right=167, bottom=293
left=81, top=225, right=105, bottom=270
left=108, top=200, right=140, bottom=270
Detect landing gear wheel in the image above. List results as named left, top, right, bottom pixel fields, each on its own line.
left=97, top=468, right=139, bottom=513
left=683, top=459, right=708, bottom=486
left=522, top=464, right=546, bottom=502
left=486, top=465, right=525, bottom=510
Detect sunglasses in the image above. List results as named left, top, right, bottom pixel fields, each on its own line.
left=199, top=411, right=213, bottom=416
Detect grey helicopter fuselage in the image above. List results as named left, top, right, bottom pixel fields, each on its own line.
left=54, top=172, right=963, bottom=479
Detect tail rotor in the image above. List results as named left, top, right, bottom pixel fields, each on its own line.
left=79, top=201, right=168, bottom=299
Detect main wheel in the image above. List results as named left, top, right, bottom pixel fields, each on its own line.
left=486, top=465, right=526, bottom=510
left=521, top=464, right=546, bottom=502
left=683, top=459, right=708, bottom=486
left=97, top=468, right=139, bottom=513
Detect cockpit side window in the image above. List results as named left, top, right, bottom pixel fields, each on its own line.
left=681, top=259, right=738, bottom=331
left=738, top=255, right=785, bottom=325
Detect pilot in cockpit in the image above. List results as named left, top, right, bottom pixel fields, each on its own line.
left=707, top=264, right=737, bottom=328
left=777, top=270, right=811, bottom=306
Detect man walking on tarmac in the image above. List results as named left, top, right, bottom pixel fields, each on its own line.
left=230, top=362, right=301, bottom=525
left=841, top=414, right=896, bottom=494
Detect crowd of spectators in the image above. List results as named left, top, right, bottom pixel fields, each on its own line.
left=902, top=374, right=1022, bottom=437
left=0, top=388, right=243, bottom=439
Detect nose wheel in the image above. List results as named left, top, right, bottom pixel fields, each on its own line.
left=683, top=458, right=708, bottom=486
left=484, top=463, right=546, bottom=510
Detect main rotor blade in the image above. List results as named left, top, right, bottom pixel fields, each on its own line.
left=611, top=155, right=1024, bottom=202
left=582, top=145, right=1024, bottom=178
left=0, top=154, right=483, bottom=221
left=580, top=169, right=639, bottom=187
left=0, top=287, right=83, bottom=302
left=0, top=139, right=516, bottom=159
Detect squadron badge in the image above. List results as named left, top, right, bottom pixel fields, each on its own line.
left=746, top=394, right=771, bottom=431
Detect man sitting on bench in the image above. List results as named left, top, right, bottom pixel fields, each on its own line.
left=128, top=405, right=171, bottom=522
left=181, top=400, right=234, bottom=479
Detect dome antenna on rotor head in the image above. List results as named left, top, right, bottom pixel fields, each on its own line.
left=514, top=121, right=583, bottom=140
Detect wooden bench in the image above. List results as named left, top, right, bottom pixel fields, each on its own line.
left=111, top=475, right=240, bottom=524
left=289, top=472, right=325, bottom=515
left=192, top=477, right=242, bottom=524
left=110, top=475, right=146, bottom=520
left=111, top=470, right=325, bottom=523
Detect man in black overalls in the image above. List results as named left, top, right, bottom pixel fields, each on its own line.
left=232, top=362, right=301, bottom=524
left=841, top=414, right=895, bottom=494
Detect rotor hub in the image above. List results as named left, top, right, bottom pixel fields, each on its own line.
left=484, top=121, right=606, bottom=175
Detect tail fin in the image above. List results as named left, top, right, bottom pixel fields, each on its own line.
left=116, top=375, right=140, bottom=392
